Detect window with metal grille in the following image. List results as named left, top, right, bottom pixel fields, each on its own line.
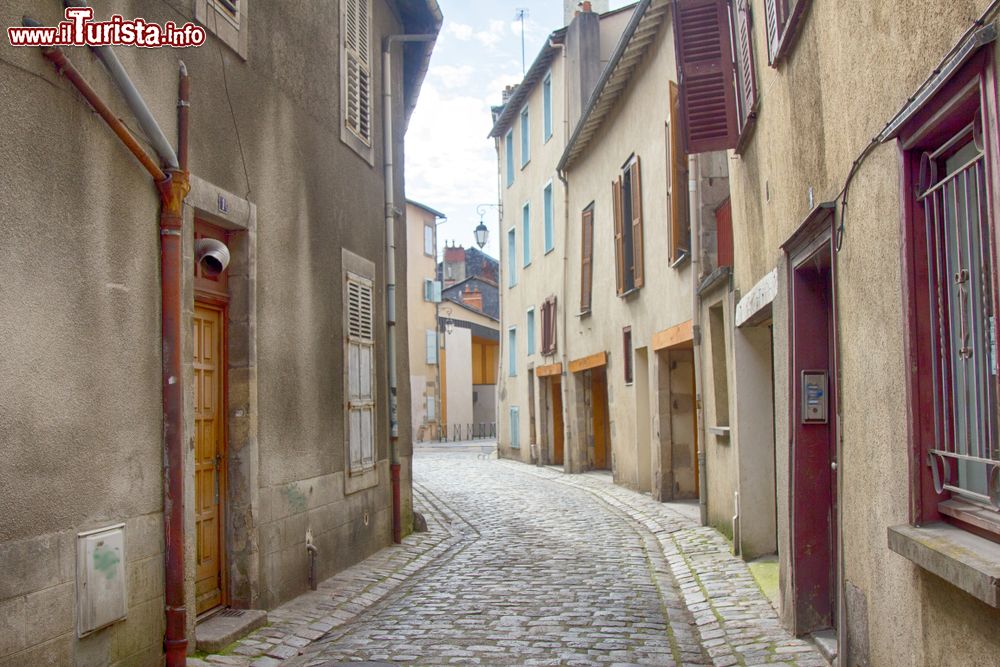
left=900, top=50, right=1000, bottom=525
left=346, top=272, right=375, bottom=474
left=613, top=155, right=644, bottom=295
left=343, top=0, right=372, bottom=146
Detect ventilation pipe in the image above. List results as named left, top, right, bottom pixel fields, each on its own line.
left=383, top=33, right=437, bottom=543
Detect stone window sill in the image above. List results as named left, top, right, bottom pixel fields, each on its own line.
left=888, top=521, right=1000, bottom=608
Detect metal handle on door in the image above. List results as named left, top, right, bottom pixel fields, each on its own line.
left=831, top=461, right=838, bottom=472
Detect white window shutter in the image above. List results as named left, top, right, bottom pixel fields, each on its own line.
left=426, top=395, right=436, bottom=420
left=425, top=329, right=438, bottom=365
left=433, top=280, right=442, bottom=303
left=347, top=273, right=376, bottom=474
left=343, top=0, right=372, bottom=144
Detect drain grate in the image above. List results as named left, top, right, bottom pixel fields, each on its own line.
left=219, top=609, right=246, bottom=618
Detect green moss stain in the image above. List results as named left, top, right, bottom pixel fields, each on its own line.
left=93, top=544, right=121, bottom=581
left=281, top=483, right=308, bottom=514
left=748, top=558, right=780, bottom=610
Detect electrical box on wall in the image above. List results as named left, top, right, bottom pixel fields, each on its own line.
left=76, top=524, right=128, bottom=637
left=801, top=371, right=829, bottom=424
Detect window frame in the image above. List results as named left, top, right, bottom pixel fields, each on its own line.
left=510, top=406, right=521, bottom=449
left=764, top=0, right=810, bottom=67
left=507, top=226, right=518, bottom=288
left=340, top=0, right=375, bottom=164
left=543, top=181, right=555, bottom=254
left=543, top=72, right=553, bottom=143
left=580, top=204, right=595, bottom=315
left=623, top=326, right=634, bottom=385
left=424, top=223, right=435, bottom=257
left=425, top=329, right=438, bottom=365
left=342, top=250, right=379, bottom=495
left=505, top=129, right=516, bottom=187
left=508, top=326, right=518, bottom=377
left=522, top=202, right=532, bottom=268
left=899, top=48, right=1000, bottom=534
left=520, top=105, right=531, bottom=168
left=527, top=307, right=536, bottom=356
left=667, top=82, right=690, bottom=265
left=613, top=154, right=645, bottom=296
left=195, top=0, right=248, bottom=59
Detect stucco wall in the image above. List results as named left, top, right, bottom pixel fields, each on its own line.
left=406, top=203, right=442, bottom=441
left=0, top=0, right=418, bottom=662
left=727, top=0, right=1000, bottom=662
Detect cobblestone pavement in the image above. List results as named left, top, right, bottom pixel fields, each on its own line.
left=198, top=446, right=827, bottom=667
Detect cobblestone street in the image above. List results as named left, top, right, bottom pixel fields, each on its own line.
left=200, top=445, right=827, bottom=667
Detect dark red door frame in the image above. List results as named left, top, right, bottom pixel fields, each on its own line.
left=782, top=203, right=839, bottom=635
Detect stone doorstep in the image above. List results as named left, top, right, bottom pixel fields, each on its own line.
left=196, top=609, right=269, bottom=653
left=809, top=628, right=838, bottom=663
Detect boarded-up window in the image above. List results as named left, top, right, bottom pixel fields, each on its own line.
left=343, top=0, right=372, bottom=145
left=346, top=272, right=375, bottom=474
left=673, top=0, right=758, bottom=153
left=580, top=205, right=595, bottom=313
left=613, top=156, right=644, bottom=295
left=541, top=296, right=557, bottom=356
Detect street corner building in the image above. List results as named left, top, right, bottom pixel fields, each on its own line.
left=491, top=0, right=1000, bottom=665
left=0, top=0, right=440, bottom=664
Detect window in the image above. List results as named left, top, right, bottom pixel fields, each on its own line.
left=543, top=73, right=553, bottom=142
left=510, top=407, right=521, bottom=449
left=522, top=203, right=532, bottom=267
left=424, top=223, right=435, bottom=256
left=423, top=279, right=442, bottom=302
left=612, top=155, right=644, bottom=295
left=341, top=0, right=374, bottom=160
left=541, top=296, right=557, bottom=356
left=426, top=395, right=436, bottom=421
left=580, top=205, right=595, bottom=313
left=346, top=271, right=376, bottom=475
left=526, top=308, right=536, bottom=356
left=901, top=50, right=1000, bottom=527
left=543, top=182, right=555, bottom=254
left=425, top=329, right=438, bottom=365
left=623, top=327, right=633, bottom=385
left=673, top=0, right=758, bottom=154
left=708, top=303, right=729, bottom=428
left=505, top=129, right=515, bottom=187
left=507, top=227, right=517, bottom=287
left=764, top=0, right=809, bottom=65
left=195, top=0, right=248, bottom=58
left=520, top=106, right=530, bottom=167
left=667, top=83, right=690, bottom=264
left=508, top=327, right=518, bottom=376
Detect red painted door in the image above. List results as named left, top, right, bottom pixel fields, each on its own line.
left=790, top=244, right=837, bottom=634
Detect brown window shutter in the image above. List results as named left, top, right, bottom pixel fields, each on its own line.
left=673, top=0, right=739, bottom=153
left=668, top=82, right=688, bottom=261
left=545, top=297, right=557, bottom=355
left=734, top=0, right=758, bottom=132
left=613, top=177, right=625, bottom=296
left=542, top=299, right=552, bottom=354
left=630, top=157, right=644, bottom=289
left=580, top=208, right=594, bottom=312
left=764, top=0, right=780, bottom=64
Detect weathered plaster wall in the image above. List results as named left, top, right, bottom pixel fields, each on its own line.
left=406, top=203, right=442, bottom=441
left=728, top=0, right=1000, bottom=662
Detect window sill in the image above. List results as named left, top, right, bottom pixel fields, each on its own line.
left=544, top=248, right=555, bottom=256
left=888, top=522, right=1000, bottom=608
left=619, top=287, right=641, bottom=300
left=670, top=251, right=690, bottom=269
left=577, top=309, right=592, bottom=319
left=521, top=159, right=531, bottom=170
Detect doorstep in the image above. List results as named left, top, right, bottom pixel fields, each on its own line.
left=196, top=608, right=268, bottom=653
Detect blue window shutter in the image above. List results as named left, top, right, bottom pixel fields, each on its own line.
left=543, top=75, right=552, bottom=141
left=425, top=329, right=438, bottom=365
left=510, top=407, right=520, bottom=449
left=543, top=184, right=554, bottom=253
left=507, top=228, right=517, bottom=287
left=520, top=108, right=530, bottom=166
left=527, top=309, right=535, bottom=355
left=508, top=328, right=517, bottom=376
left=505, top=130, right=515, bottom=186
left=433, top=280, right=442, bottom=302
left=522, top=204, right=531, bottom=267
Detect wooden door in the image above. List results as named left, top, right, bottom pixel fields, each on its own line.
left=592, top=369, right=610, bottom=470
left=194, top=303, right=226, bottom=614
left=551, top=378, right=564, bottom=465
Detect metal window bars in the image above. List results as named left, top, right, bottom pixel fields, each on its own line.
left=920, top=126, right=1000, bottom=509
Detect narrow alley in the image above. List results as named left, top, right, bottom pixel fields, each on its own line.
left=196, top=445, right=826, bottom=667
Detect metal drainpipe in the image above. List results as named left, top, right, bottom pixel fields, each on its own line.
left=689, top=154, right=709, bottom=526
left=29, top=28, right=190, bottom=662
left=383, top=33, right=437, bottom=544
left=64, top=0, right=180, bottom=170
left=552, top=36, right=570, bottom=474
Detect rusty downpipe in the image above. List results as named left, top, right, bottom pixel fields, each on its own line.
left=29, top=20, right=190, bottom=662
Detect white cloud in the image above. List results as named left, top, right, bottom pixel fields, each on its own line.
left=446, top=22, right=474, bottom=41
left=431, top=64, right=476, bottom=90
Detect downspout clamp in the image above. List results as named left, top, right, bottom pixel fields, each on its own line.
left=383, top=33, right=437, bottom=543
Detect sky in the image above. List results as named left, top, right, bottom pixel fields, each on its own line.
left=404, top=0, right=632, bottom=261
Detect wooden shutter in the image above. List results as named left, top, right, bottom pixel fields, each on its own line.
left=673, top=0, right=739, bottom=153
left=669, top=82, right=688, bottom=261
left=764, top=0, right=779, bottom=64
left=347, top=274, right=375, bottom=473
left=613, top=177, right=625, bottom=296
left=629, top=157, right=644, bottom=289
left=542, top=297, right=557, bottom=355
left=580, top=208, right=594, bottom=312
left=344, top=0, right=372, bottom=144
left=734, top=0, right=758, bottom=131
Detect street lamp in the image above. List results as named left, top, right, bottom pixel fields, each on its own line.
left=474, top=203, right=500, bottom=249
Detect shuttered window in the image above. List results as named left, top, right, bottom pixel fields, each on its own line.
left=580, top=205, right=594, bottom=313
left=346, top=273, right=375, bottom=474
left=613, top=156, right=645, bottom=296
left=423, top=279, right=442, bottom=303
left=543, top=73, right=553, bottom=142
left=425, top=329, right=438, bottom=365
left=510, top=407, right=521, bottom=449
left=623, top=327, right=634, bottom=385
left=527, top=308, right=536, bottom=356
left=764, top=0, right=808, bottom=65
left=343, top=0, right=372, bottom=146
left=522, top=203, right=532, bottom=267
left=520, top=107, right=530, bottom=167
left=668, top=83, right=690, bottom=263
left=673, top=0, right=758, bottom=154
left=541, top=296, right=557, bottom=356
left=505, top=130, right=515, bottom=187
left=507, top=227, right=517, bottom=287
left=508, top=327, right=518, bottom=377
left=543, top=182, right=555, bottom=253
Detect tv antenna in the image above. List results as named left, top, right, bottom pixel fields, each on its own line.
left=515, top=8, right=529, bottom=74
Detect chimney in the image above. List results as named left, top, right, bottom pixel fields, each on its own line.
left=462, top=286, right=484, bottom=312
left=502, top=85, right=517, bottom=105
left=564, top=0, right=608, bottom=26
left=443, top=244, right=467, bottom=287
left=565, top=1, right=604, bottom=125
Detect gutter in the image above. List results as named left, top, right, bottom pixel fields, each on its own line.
left=26, top=20, right=191, bottom=663
left=383, top=32, right=437, bottom=543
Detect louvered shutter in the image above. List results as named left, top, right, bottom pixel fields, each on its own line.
left=425, top=329, right=438, bottom=364
left=669, top=82, right=689, bottom=261
left=764, top=0, right=779, bottom=64
left=613, top=177, right=625, bottom=296
left=630, top=157, right=644, bottom=289
left=734, top=0, right=758, bottom=132
left=344, top=0, right=372, bottom=145
left=580, top=208, right=594, bottom=312
left=548, top=297, right=557, bottom=354
left=673, top=0, right=739, bottom=153
left=346, top=274, right=375, bottom=473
